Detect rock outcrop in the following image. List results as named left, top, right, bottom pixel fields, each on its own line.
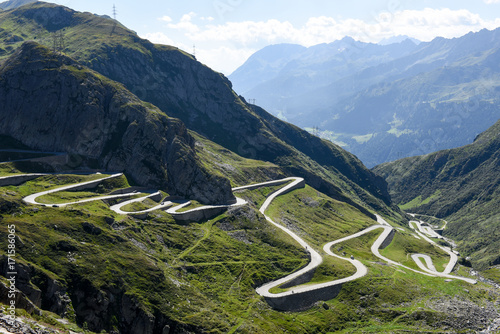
left=0, top=256, right=70, bottom=316
left=0, top=42, right=234, bottom=204
left=0, top=256, right=198, bottom=334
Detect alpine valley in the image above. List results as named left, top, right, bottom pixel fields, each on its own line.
left=0, top=1, right=499, bottom=334
left=229, top=29, right=500, bottom=168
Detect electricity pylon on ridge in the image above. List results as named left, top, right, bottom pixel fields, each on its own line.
left=111, top=4, right=118, bottom=35
left=52, top=30, right=65, bottom=53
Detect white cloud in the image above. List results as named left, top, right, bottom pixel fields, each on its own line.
left=484, top=0, right=500, bottom=4
left=169, top=8, right=500, bottom=47
left=368, top=8, right=496, bottom=42
left=196, top=46, right=256, bottom=74
left=142, top=32, right=176, bottom=47
left=159, top=15, right=172, bottom=22
left=167, top=12, right=199, bottom=34
left=148, top=8, right=500, bottom=74
left=189, top=19, right=297, bottom=46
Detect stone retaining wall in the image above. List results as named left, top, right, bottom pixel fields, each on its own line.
left=280, top=259, right=315, bottom=289
left=170, top=206, right=227, bottom=223
left=0, top=174, right=46, bottom=186
left=379, top=228, right=395, bottom=249
left=264, top=283, right=343, bottom=311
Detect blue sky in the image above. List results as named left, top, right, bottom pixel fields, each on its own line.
left=27, top=0, right=500, bottom=74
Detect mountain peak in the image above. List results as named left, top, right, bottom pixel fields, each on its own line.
left=378, top=35, right=421, bottom=45
left=340, top=36, right=356, bottom=43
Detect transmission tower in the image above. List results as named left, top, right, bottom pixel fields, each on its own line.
left=110, top=4, right=118, bottom=35
left=52, top=30, right=65, bottom=53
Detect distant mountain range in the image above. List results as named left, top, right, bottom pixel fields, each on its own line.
left=230, top=30, right=500, bottom=167
left=373, top=119, right=500, bottom=269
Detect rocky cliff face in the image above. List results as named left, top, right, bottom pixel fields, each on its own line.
left=0, top=42, right=234, bottom=204
left=0, top=256, right=71, bottom=315
left=0, top=256, right=197, bottom=334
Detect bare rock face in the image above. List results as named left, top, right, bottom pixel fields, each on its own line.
left=0, top=256, right=70, bottom=317
left=0, top=42, right=234, bottom=204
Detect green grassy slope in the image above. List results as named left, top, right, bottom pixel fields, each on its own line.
left=1, top=169, right=497, bottom=333
left=373, top=119, right=500, bottom=269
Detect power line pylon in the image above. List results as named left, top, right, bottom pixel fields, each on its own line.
left=52, top=30, right=65, bottom=53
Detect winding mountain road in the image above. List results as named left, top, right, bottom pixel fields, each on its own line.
left=407, top=220, right=473, bottom=283
left=252, top=179, right=476, bottom=301
left=10, top=172, right=477, bottom=307
left=165, top=197, right=247, bottom=215
left=22, top=173, right=140, bottom=207
left=255, top=178, right=326, bottom=297
left=410, top=220, right=443, bottom=239
left=109, top=191, right=173, bottom=215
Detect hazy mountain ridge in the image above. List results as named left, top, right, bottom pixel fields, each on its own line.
left=230, top=37, right=419, bottom=123
left=378, top=35, right=421, bottom=45
left=230, top=29, right=500, bottom=167
left=316, top=63, right=500, bottom=166
left=229, top=43, right=307, bottom=94
left=373, top=119, right=500, bottom=269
